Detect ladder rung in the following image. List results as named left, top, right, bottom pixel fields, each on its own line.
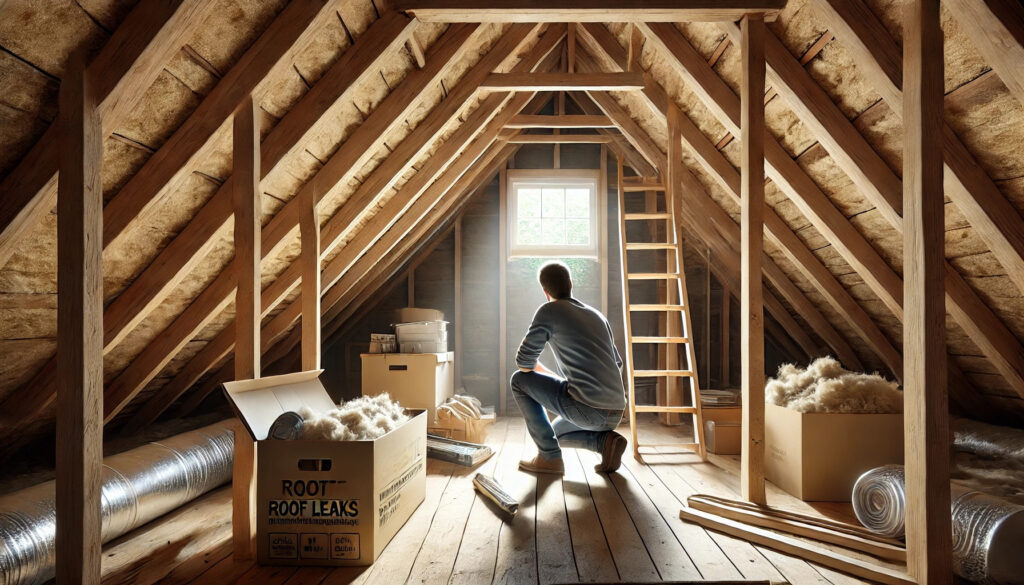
left=624, top=212, right=671, bottom=220
left=633, top=370, right=694, bottom=377
left=628, top=273, right=680, bottom=280
left=625, top=243, right=676, bottom=250
left=630, top=336, right=690, bottom=343
left=637, top=442, right=701, bottom=450
left=634, top=405, right=697, bottom=414
left=629, top=304, right=685, bottom=311
left=622, top=183, right=665, bottom=192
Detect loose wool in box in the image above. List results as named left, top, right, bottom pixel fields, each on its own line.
left=298, top=393, right=410, bottom=441
left=765, top=357, right=904, bottom=414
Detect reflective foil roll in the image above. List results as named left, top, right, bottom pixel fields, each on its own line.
left=852, top=464, right=907, bottom=538
left=951, top=486, right=1024, bottom=584
left=0, top=421, right=234, bottom=585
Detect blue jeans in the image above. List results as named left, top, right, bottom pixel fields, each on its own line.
left=509, top=370, right=623, bottom=459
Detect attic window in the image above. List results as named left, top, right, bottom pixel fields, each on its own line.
left=508, top=170, right=600, bottom=258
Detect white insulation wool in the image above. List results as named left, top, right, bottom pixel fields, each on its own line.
left=298, top=393, right=410, bottom=441
left=765, top=357, right=903, bottom=414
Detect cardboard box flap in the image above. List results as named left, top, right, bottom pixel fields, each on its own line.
left=222, top=369, right=333, bottom=440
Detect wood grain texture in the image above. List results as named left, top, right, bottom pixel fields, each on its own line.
left=902, top=1, right=952, bottom=582
left=56, top=58, right=103, bottom=585
left=506, top=114, right=613, bottom=128
left=300, top=188, right=320, bottom=372
left=395, top=0, right=786, bottom=22
left=0, top=0, right=215, bottom=271
left=482, top=72, right=643, bottom=91
left=740, top=14, right=766, bottom=506
left=945, top=0, right=1024, bottom=108
left=231, top=96, right=261, bottom=561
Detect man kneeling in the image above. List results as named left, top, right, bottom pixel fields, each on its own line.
left=511, top=261, right=628, bottom=475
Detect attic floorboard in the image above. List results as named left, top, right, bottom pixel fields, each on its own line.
left=99, top=416, right=883, bottom=585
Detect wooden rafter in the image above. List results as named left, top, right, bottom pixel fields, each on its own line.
left=0, top=0, right=216, bottom=271
left=102, top=0, right=337, bottom=246
left=0, top=19, right=478, bottom=426
left=717, top=18, right=1024, bottom=399
left=508, top=135, right=612, bottom=144
left=127, top=27, right=562, bottom=427
left=575, top=31, right=871, bottom=369
left=945, top=0, right=1024, bottom=108
left=395, top=0, right=787, bottom=22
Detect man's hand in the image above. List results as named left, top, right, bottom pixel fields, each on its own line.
left=518, top=361, right=552, bottom=375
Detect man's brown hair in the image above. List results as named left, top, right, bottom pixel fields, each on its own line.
left=538, top=261, right=572, bottom=299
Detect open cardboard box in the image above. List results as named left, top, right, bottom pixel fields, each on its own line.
left=223, top=370, right=427, bottom=566
left=765, top=402, right=903, bottom=501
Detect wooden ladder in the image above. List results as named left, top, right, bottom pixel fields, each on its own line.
left=616, top=159, right=706, bottom=461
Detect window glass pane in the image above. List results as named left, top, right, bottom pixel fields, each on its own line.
left=542, top=188, right=564, bottom=218
left=564, top=188, right=590, bottom=218
left=566, top=219, right=590, bottom=245
left=541, top=218, right=566, bottom=245
left=517, top=219, right=542, bottom=245
left=518, top=188, right=541, bottom=218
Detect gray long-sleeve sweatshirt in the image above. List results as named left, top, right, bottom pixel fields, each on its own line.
left=515, top=297, right=626, bottom=410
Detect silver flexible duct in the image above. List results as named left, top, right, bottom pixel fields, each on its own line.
left=0, top=420, right=234, bottom=585
left=853, top=465, right=1024, bottom=584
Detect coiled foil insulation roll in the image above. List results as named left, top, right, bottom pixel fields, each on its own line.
left=0, top=421, right=234, bottom=585
left=853, top=465, right=1024, bottom=584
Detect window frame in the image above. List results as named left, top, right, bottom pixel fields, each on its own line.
left=506, top=169, right=602, bottom=259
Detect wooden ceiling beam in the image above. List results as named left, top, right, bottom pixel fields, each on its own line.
left=944, top=0, right=1024, bottom=108
left=394, top=0, right=786, bottom=22
left=0, top=11, right=436, bottom=424
left=577, top=40, right=874, bottom=369
left=314, top=23, right=556, bottom=256
left=481, top=72, right=643, bottom=91
left=820, top=0, right=1024, bottom=301
left=507, top=135, right=613, bottom=143
left=718, top=18, right=1024, bottom=399
left=128, top=27, right=560, bottom=427
left=104, top=21, right=492, bottom=425
left=583, top=85, right=847, bottom=364
left=0, top=0, right=216, bottom=271
left=506, top=114, right=614, bottom=128
left=101, top=0, right=336, bottom=246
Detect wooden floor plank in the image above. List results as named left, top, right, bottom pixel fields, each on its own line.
left=93, top=418, right=895, bottom=585
left=561, top=435, right=619, bottom=583
left=491, top=423, right=539, bottom=585
left=619, top=453, right=744, bottom=580
left=450, top=419, right=516, bottom=585
left=601, top=451, right=705, bottom=581
left=408, top=419, right=512, bottom=585
left=102, top=487, right=232, bottom=585
left=535, top=472, right=577, bottom=584
left=574, top=448, right=659, bottom=582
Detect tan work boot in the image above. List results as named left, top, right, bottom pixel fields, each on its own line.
left=519, top=454, right=565, bottom=475
left=595, top=432, right=628, bottom=473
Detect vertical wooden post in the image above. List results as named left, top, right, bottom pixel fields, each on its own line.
left=56, top=57, right=103, bottom=585
left=599, top=145, right=608, bottom=314
left=232, top=95, right=260, bottom=559
left=499, top=165, right=508, bottom=414
left=408, top=267, right=416, bottom=306
left=903, top=1, right=951, bottom=582
left=301, top=189, right=320, bottom=371
left=721, top=284, right=731, bottom=388
left=455, top=215, right=463, bottom=386
left=740, top=13, right=767, bottom=505
left=665, top=105, right=684, bottom=426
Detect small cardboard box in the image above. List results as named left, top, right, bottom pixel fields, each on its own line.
left=361, top=352, right=454, bottom=421
left=704, top=420, right=741, bottom=455
left=702, top=405, right=742, bottom=425
left=223, top=370, right=427, bottom=566
left=429, top=412, right=496, bottom=443
left=765, top=403, right=904, bottom=501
